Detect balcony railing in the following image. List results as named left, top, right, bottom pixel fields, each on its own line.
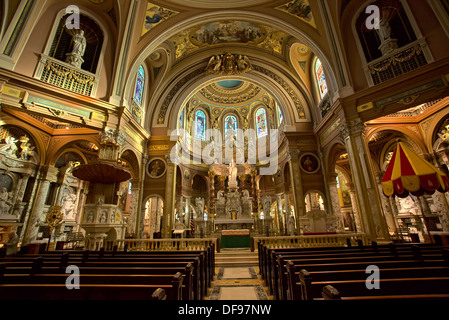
left=367, top=41, right=428, bottom=85
left=253, top=233, right=369, bottom=249
left=36, top=55, right=98, bottom=97
left=113, top=238, right=219, bottom=252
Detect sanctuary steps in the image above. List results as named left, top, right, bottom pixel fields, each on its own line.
left=215, top=249, right=258, bottom=267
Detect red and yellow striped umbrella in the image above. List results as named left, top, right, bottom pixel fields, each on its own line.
left=381, top=142, right=449, bottom=198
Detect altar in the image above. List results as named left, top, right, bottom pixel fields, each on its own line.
left=220, top=229, right=251, bottom=249
left=211, top=161, right=255, bottom=235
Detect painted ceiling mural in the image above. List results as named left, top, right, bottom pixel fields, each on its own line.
left=276, top=0, right=316, bottom=29
left=141, top=2, right=178, bottom=36
left=169, top=21, right=289, bottom=60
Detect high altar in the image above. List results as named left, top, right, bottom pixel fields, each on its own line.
left=212, top=161, right=255, bottom=231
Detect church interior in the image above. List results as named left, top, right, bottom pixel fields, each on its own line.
left=1, top=0, right=449, bottom=302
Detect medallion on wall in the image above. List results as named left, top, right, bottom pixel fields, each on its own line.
left=184, top=169, right=191, bottom=182
left=299, top=153, right=320, bottom=174
left=147, top=158, right=166, bottom=179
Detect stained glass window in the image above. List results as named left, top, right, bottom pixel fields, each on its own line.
left=256, top=108, right=268, bottom=137
left=195, top=110, right=207, bottom=140
left=178, top=108, right=184, bottom=129
left=277, top=105, right=284, bottom=125
left=134, top=65, right=145, bottom=106
left=224, top=115, right=238, bottom=138
left=315, top=59, right=328, bottom=99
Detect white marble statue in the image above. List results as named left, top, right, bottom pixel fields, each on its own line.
left=0, top=187, right=12, bottom=215
left=195, top=197, right=205, bottom=220
left=216, top=190, right=225, bottom=205
left=287, top=215, right=296, bottom=236
left=228, top=159, right=238, bottom=189
left=0, top=136, right=18, bottom=157
left=61, top=192, right=77, bottom=220
left=66, top=29, right=87, bottom=68
left=262, top=195, right=272, bottom=217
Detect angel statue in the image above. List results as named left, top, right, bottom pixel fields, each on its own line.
left=19, top=139, right=35, bottom=160
left=0, top=136, right=18, bottom=157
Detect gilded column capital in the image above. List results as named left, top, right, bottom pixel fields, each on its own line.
left=339, top=118, right=366, bottom=140
left=327, top=172, right=338, bottom=184
left=287, top=149, right=300, bottom=161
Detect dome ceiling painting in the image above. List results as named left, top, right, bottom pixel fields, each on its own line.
left=188, top=79, right=273, bottom=116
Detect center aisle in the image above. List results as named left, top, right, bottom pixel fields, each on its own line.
left=205, top=249, right=272, bottom=300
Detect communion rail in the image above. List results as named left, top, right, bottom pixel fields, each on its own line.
left=253, top=233, right=369, bottom=249
left=112, top=238, right=219, bottom=252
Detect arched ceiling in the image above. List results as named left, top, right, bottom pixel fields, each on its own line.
left=126, top=0, right=338, bottom=130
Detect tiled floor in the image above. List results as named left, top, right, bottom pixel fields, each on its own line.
left=207, top=267, right=272, bottom=300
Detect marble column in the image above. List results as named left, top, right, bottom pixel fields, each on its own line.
left=287, top=149, right=305, bottom=232
left=340, top=118, right=390, bottom=241
left=128, top=181, right=140, bottom=238
left=185, top=196, right=192, bottom=221
left=375, top=172, right=397, bottom=235
left=208, top=171, right=215, bottom=219
left=136, top=155, right=148, bottom=238
left=284, top=193, right=292, bottom=235
left=162, top=155, right=177, bottom=238
left=23, top=175, right=52, bottom=244
left=327, top=173, right=345, bottom=233
left=346, top=182, right=363, bottom=233
left=430, top=152, right=449, bottom=231
left=276, top=194, right=284, bottom=235
left=12, top=173, right=30, bottom=205
left=18, top=176, right=40, bottom=242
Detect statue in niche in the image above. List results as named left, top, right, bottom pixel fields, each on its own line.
left=262, top=195, right=272, bottom=218
left=288, top=215, right=296, bottom=236
left=216, top=191, right=225, bottom=206
left=66, top=29, right=87, bottom=68
left=61, top=192, right=77, bottom=220
left=195, top=197, right=205, bottom=220
left=228, top=159, right=238, bottom=188
left=376, top=19, right=398, bottom=55
left=99, top=211, right=107, bottom=223
left=86, top=210, right=94, bottom=223
left=0, top=187, right=12, bottom=215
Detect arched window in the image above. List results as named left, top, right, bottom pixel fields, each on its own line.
left=194, top=110, right=207, bottom=140
left=314, top=58, right=328, bottom=99
left=255, top=108, right=268, bottom=138
left=277, top=105, right=284, bottom=125
left=224, top=115, right=238, bottom=139
left=178, top=108, right=185, bottom=129
left=48, top=13, right=104, bottom=74
left=133, top=65, right=145, bottom=107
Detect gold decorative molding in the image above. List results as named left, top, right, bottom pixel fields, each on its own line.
left=149, top=145, right=169, bottom=151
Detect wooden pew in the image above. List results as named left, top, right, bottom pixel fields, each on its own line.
left=7, top=246, right=214, bottom=294
left=299, top=266, right=449, bottom=300
left=319, top=277, right=449, bottom=300
left=259, top=242, right=443, bottom=284
left=0, top=263, right=195, bottom=300
left=284, top=250, right=449, bottom=300
left=1, top=255, right=203, bottom=299
left=0, top=272, right=185, bottom=300
left=0, top=282, right=182, bottom=300
left=272, top=246, right=445, bottom=299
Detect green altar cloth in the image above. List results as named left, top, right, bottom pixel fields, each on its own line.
left=220, top=229, right=251, bottom=248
